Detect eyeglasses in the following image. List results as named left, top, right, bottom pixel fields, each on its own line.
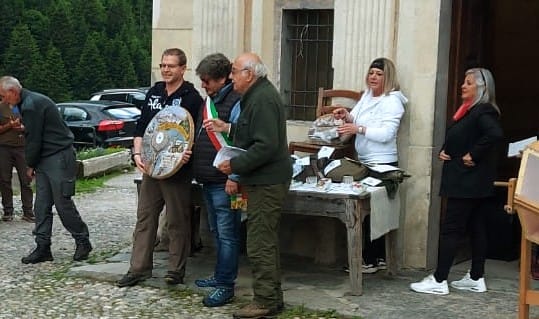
left=159, top=63, right=181, bottom=69
left=230, top=67, right=250, bottom=75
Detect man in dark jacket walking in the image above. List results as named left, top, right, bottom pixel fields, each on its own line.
left=192, top=53, right=242, bottom=307
left=0, top=76, right=92, bottom=264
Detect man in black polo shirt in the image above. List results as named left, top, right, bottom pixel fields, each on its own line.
left=0, top=76, right=92, bottom=264
left=117, top=48, right=203, bottom=287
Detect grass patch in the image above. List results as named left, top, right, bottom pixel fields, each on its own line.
left=41, top=261, right=72, bottom=281
left=48, top=265, right=71, bottom=280
left=85, top=247, right=123, bottom=264
left=76, top=169, right=127, bottom=193
left=76, top=147, right=126, bottom=161
left=277, top=305, right=362, bottom=319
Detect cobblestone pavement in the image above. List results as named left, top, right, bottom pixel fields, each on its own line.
left=0, top=171, right=238, bottom=319
left=2, top=171, right=539, bottom=319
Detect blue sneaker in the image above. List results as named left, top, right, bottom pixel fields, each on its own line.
left=203, top=287, right=234, bottom=307
left=195, top=277, right=218, bottom=288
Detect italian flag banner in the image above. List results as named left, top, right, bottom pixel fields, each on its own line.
left=203, top=97, right=232, bottom=150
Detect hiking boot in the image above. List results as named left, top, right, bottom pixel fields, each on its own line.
left=202, top=287, right=234, bottom=307
left=232, top=302, right=282, bottom=319
left=410, top=274, right=449, bottom=295
left=195, top=277, right=218, bottom=288
left=73, top=242, right=93, bottom=261
left=22, top=212, right=35, bottom=222
left=450, top=272, right=487, bottom=292
left=164, top=271, right=183, bottom=285
left=2, top=213, right=14, bottom=222
left=21, top=245, right=53, bottom=264
left=117, top=272, right=151, bottom=287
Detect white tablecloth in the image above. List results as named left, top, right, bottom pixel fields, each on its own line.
left=369, top=187, right=400, bottom=240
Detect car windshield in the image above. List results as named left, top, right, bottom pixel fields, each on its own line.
left=105, top=106, right=141, bottom=119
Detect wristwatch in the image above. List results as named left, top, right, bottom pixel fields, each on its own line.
left=358, top=126, right=365, bottom=135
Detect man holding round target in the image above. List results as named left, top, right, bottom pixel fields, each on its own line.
left=117, top=48, right=203, bottom=287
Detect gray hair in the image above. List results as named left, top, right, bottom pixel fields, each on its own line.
left=0, top=76, right=22, bottom=92
left=465, top=68, right=500, bottom=114
left=243, top=60, right=267, bottom=78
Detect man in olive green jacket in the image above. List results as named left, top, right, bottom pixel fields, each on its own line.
left=205, top=52, right=292, bottom=319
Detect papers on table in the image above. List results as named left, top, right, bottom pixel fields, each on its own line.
left=367, top=164, right=401, bottom=173
left=360, top=176, right=383, bottom=187
left=292, top=155, right=305, bottom=178
left=508, top=136, right=537, bottom=157
left=323, top=159, right=341, bottom=176
left=290, top=180, right=369, bottom=195
left=213, top=145, right=246, bottom=167
left=295, top=155, right=311, bottom=166
left=318, top=146, right=335, bottom=159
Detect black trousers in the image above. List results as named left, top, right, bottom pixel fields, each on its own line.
left=362, top=161, right=398, bottom=265
left=363, top=215, right=385, bottom=265
left=434, top=197, right=489, bottom=281
left=34, top=147, right=90, bottom=246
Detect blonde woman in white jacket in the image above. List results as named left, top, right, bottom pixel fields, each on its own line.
left=334, top=57, right=407, bottom=273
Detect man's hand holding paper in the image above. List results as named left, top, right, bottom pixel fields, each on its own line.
left=213, top=145, right=247, bottom=169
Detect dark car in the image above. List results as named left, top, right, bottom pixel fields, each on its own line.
left=57, top=101, right=141, bottom=149
left=90, top=88, right=149, bottom=109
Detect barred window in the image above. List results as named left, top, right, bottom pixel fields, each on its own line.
left=281, top=9, right=334, bottom=121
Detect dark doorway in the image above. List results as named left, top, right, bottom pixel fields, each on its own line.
left=447, top=0, right=539, bottom=261
left=448, top=0, right=539, bottom=179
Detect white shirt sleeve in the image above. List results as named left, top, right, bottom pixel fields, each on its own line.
left=363, top=96, right=405, bottom=143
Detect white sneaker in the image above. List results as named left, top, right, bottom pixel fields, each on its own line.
left=450, top=272, right=487, bottom=292
left=362, top=263, right=379, bottom=274
left=410, top=274, right=449, bottom=295
left=376, top=258, right=387, bottom=270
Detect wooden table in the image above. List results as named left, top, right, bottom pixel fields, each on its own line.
left=134, top=177, right=396, bottom=295
left=282, top=189, right=397, bottom=296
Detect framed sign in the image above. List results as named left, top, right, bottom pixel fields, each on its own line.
left=515, top=141, right=539, bottom=245
left=515, top=141, right=539, bottom=211
left=141, top=102, right=194, bottom=179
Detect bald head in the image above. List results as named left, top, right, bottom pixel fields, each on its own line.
left=235, top=53, right=267, bottom=79
left=229, top=52, right=268, bottom=94
left=236, top=53, right=261, bottom=66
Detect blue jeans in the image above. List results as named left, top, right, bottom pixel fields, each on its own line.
left=202, top=183, right=241, bottom=288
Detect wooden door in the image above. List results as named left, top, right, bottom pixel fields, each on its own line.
left=446, top=0, right=490, bottom=122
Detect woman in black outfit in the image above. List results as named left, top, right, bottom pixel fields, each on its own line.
left=410, top=68, right=503, bottom=295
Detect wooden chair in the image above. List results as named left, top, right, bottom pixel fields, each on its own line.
left=316, top=87, right=362, bottom=117
left=288, top=87, right=362, bottom=158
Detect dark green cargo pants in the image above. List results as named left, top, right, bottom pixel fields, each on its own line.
left=244, top=182, right=290, bottom=309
